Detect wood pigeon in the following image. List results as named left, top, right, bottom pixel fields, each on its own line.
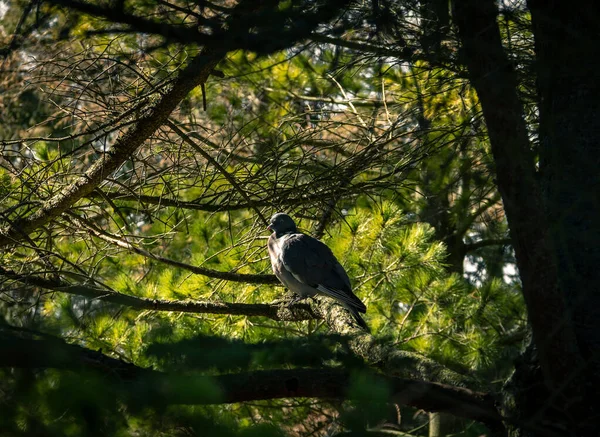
left=267, top=213, right=368, bottom=330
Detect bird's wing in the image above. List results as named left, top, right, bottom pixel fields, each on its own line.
left=279, top=233, right=366, bottom=313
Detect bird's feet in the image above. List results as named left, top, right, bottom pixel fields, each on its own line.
left=271, top=292, right=311, bottom=307
left=287, top=294, right=309, bottom=307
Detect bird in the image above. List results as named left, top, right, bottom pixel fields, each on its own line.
left=266, top=212, right=368, bottom=330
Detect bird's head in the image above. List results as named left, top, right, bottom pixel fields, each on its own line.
left=267, top=213, right=297, bottom=235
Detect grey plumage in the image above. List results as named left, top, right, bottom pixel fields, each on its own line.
left=267, top=213, right=368, bottom=329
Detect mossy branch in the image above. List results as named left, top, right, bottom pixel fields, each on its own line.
left=0, top=327, right=503, bottom=429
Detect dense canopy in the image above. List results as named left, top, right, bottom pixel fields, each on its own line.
left=1, top=1, right=599, bottom=436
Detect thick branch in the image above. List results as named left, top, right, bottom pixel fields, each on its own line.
left=310, top=296, right=473, bottom=388
left=49, top=0, right=352, bottom=55
left=0, top=330, right=503, bottom=428
left=1, top=261, right=479, bottom=387
left=214, top=370, right=501, bottom=427
left=0, top=48, right=223, bottom=248
left=47, top=0, right=212, bottom=42
left=0, top=327, right=147, bottom=378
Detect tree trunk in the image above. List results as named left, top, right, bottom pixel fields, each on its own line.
left=528, top=0, right=600, bottom=384
left=452, top=0, right=598, bottom=434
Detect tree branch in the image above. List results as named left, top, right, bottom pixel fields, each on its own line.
left=68, top=213, right=278, bottom=284
left=0, top=328, right=504, bottom=429
left=48, top=0, right=353, bottom=55
left=214, top=370, right=502, bottom=428
left=310, top=34, right=410, bottom=58
left=464, top=238, right=512, bottom=253
left=0, top=326, right=147, bottom=379
left=166, top=120, right=269, bottom=226
left=47, top=0, right=212, bottom=42
left=309, top=296, right=473, bottom=388
left=0, top=265, right=315, bottom=321
left=85, top=189, right=339, bottom=212
left=0, top=47, right=224, bottom=248
left=1, top=260, right=474, bottom=387
left=87, top=192, right=274, bottom=212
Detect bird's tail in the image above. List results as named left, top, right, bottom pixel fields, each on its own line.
left=350, top=308, right=369, bottom=332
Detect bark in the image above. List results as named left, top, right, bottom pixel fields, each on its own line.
left=452, top=0, right=591, bottom=434
left=528, top=0, right=600, bottom=395
left=311, top=295, right=471, bottom=387
left=0, top=330, right=503, bottom=428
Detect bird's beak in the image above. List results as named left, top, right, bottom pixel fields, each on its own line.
left=267, top=224, right=273, bottom=232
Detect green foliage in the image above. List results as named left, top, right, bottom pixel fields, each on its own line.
left=0, top=203, right=524, bottom=434
left=342, top=372, right=392, bottom=431
left=0, top=0, right=529, bottom=435
left=0, top=369, right=280, bottom=437
left=145, top=333, right=357, bottom=371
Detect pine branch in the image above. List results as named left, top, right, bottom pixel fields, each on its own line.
left=47, top=0, right=353, bottom=55
left=84, top=189, right=338, bottom=212
left=1, top=262, right=472, bottom=387
left=68, top=213, right=278, bottom=285
left=0, top=326, right=147, bottom=379
left=310, top=296, right=474, bottom=387
left=0, top=47, right=224, bottom=248
left=46, top=0, right=213, bottom=42
left=0, top=327, right=504, bottom=429
left=87, top=192, right=274, bottom=212
left=166, top=120, right=269, bottom=226
left=0, top=265, right=315, bottom=321
left=310, top=34, right=409, bottom=57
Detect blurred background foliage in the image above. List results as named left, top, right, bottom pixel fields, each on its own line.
left=0, top=0, right=528, bottom=435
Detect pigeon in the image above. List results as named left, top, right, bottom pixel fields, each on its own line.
left=267, top=212, right=368, bottom=330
